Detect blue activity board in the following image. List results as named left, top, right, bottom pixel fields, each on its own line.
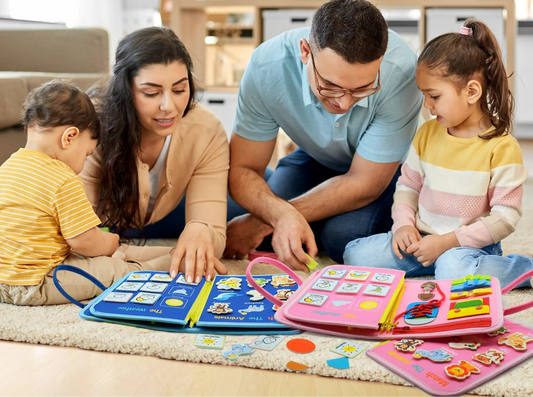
left=80, top=271, right=300, bottom=335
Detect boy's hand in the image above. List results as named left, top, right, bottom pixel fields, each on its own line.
left=405, top=233, right=459, bottom=267
left=392, top=226, right=421, bottom=259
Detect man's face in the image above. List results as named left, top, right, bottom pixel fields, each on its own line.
left=300, top=39, right=382, bottom=115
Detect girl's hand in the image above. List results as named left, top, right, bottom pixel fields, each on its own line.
left=392, top=226, right=421, bottom=259
left=405, top=233, right=459, bottom=267
left=169, top=222, right=228, bottom=283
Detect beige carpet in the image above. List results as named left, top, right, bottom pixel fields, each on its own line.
left=2, top=181, right=533, bottom=397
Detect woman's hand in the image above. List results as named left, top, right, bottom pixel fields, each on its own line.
left=169, top=222, right=228, bottom=283
left=392, top=226, right=421, bottom=259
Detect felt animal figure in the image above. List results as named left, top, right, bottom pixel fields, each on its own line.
left=207, top=302, right=233, bottom=314
left=445, top=360, right=480, bottom=380
left=271, top=275, right=296, bottom=287
left=413, top=348, right=452, bottom=362
left=394, top=339, right=424, bottom=352
left=498, top=332, right=533, bottom=351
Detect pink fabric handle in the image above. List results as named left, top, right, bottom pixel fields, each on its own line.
left=246, top=257, right=304, bottom=307
left=502, top=269, right=533, bottom=316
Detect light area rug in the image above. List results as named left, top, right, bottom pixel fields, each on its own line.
left=2, top=181, right=533, bottom=397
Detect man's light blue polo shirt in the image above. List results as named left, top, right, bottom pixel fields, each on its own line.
left=233, top=27, right=423, bottom=173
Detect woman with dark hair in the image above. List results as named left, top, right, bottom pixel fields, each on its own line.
left=81, top=27, right=229, bottom=283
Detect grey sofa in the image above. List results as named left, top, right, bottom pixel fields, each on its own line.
left=0, top=28, right=109, bottom=164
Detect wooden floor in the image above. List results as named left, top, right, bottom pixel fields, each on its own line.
left=3, top=139, right=532, bottom=397
left=0, top=340, right=429, bottom=397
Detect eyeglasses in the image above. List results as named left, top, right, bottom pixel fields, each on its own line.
left=310, top=48, right=381, bottom=99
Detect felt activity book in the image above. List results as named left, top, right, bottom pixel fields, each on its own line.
left=53, top=265, right=300, bottom=335
left=247, top=258, right=533, bottom=340
left=366, top=318, right=533, bottom=396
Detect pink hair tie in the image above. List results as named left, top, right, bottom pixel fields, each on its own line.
left=459, top=26, right=472, bottom=36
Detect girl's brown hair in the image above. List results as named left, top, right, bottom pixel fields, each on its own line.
left=417, top=19, right=513, bottom=139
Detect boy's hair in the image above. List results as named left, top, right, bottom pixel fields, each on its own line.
left=418, top=19, right=513, bottom=138
left=21, top=79, right=100, bottom=139
left=309, top=0, right=388, bottom=64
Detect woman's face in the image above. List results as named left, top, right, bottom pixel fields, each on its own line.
left=132, top=61, right=190, bottom=139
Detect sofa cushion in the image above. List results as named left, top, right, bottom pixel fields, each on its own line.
left=0, top=28, right=109, bottom=74
left=0, top=126, right=25, bottom=165
left=0, top=72, right=103, bottom=129
left=0, top=76, right=27, bottom=129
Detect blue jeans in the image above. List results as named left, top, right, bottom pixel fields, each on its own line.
left=343, top=231, right=533, bottom=289
left=229, top=148, right=401, bottom=263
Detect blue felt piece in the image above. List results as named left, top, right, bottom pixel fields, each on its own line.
left=327, top=356, right=350, bottom=370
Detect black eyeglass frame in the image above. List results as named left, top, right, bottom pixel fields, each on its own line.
left=309, top=48, right=381, bottom=99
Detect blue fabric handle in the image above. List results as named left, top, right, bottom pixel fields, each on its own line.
left=53, top=264, right=107, bottom=309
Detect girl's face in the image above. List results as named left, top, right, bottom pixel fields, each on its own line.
left=416, top=66, right=473, bottom=130
left=132, top=61, right=190, bottom=139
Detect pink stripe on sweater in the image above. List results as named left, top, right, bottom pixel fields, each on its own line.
left=398, top=163, right=423, bottom=192
left=419, top=185, right=491, bottom=218
left=489, top=185, right=523, bottom=208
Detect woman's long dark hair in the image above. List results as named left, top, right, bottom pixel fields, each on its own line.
left=98, top=27, right=196, bottom=232
left=418, top=19, right=513, bottom=138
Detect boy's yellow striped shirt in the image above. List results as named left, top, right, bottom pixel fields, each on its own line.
left=0, top=149, right=101, bottom=285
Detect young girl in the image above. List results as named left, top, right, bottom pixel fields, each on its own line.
left=0, top=80, right=171, bottom=305
left=343, top=19, right=532, bottom=289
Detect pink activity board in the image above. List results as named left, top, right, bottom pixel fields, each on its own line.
left=366, top=319, right=533, bottom=396
left=281, top=266, right=406, bottom=330
left=276, top=265, right=505, bottom=339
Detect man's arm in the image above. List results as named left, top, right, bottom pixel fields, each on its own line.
left=290, top=152, right=400, bottom=222
left=227, top=133, right=316, bottom=271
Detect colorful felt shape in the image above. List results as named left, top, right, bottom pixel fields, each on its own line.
left=450, top=275, right=491, bottom=292
left=222, top=343, right=255, bottom=361
left=394, top=339, right=424, bottom=352
left=194, top=334, right=225, bottom=350
left=447, top=297, right=490, bottom=320
left=448, top=341, right=481, bottom=351
left=404, top=302, right=439, bottom=325
left=287, top=338, right=316, bottom=354
left=445, top=360, right=480, bottom=380
left=286, top=361, right=311, bottom=371
left=413, top=348, right=452, bottom=362
left=305, top=254, right=318, bottom=272
left=473, top=348, right=505, bottom=365
left=498, top=332, right=533, bottom=351
left=450, top=288, right=492, bottom=300
left=329, top=340, right=367, bottom=358
left=487, top=326, right=510, bottom=337
left=327, top=357, right=350, bottom=370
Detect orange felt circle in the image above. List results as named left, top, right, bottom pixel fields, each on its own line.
left=286, top=338, right=316, bottom=354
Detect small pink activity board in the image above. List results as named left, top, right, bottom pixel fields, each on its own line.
left=366, top=319, right=533, bottom=396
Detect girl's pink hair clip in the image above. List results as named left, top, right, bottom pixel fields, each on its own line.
left=459, top=26, right=472, bottom=36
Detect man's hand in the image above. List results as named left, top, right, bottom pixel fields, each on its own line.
left=392, top=225, right=421, bottom=259
left=223, top=214, right=272, bottom=260
left=405, top=233, right=459, bottom=267
left=271, top=207, right=318, bottom=272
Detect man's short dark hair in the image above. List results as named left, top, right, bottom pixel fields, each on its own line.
left=309, top=0, right=388, bottom=64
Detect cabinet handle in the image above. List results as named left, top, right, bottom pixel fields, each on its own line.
left=208, top=99, right=225, bottom=104
left=456, top=17, right=474, bottom=22
left=291, top=18, right=308, bottom=23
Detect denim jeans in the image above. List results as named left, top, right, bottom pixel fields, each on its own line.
left=233, top=148, right=401, bottom=263
left=343, top=231, right=533, bottom=289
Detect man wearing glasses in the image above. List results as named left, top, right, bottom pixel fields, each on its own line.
left=224, top=0, right=423, bottom=271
